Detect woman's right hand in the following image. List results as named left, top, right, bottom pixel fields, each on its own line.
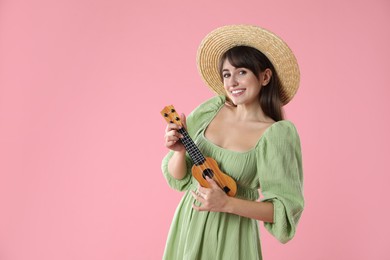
left=164, top=113, right=187, bottom=153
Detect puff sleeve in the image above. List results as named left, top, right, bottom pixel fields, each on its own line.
left=161, top=150, right=193, bottom=191
left=257, top=121, right=304, bottom=243
left=161, top=95, right=225, bottom=191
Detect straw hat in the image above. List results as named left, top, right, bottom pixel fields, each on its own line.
left=196, top=24, right=300, bottom=105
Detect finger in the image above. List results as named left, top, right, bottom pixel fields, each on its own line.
left=205, top=176, right=220, bottom=189
left=192, top=203, right=207, bottom=211
left=165, top=140, right=178, bottom=147
left=180, top=113, right=187, bottom=129
left=197, top=186, right=210, bottom=195
left=164, top=130, right=184, bottom=139
left=164, top=137, right=179, bottom=148
left=165, top=123, right=182, bottom=133
left=196, top=189, right=207, bottom=200
left=191, top=190, right=205, bottom=204
left=165, top=135, right=179, bottom=142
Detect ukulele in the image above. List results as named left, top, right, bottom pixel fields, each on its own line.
left=161, top=105, right=237, bottom=197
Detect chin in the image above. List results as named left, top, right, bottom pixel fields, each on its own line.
left=229, top=95, right=244, bottom=104
left=230, top=96, right=259, bottom=106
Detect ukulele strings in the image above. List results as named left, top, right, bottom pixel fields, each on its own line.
left=179, top=124, right=229, bottom=192
left=164, top=107, right=231, bottom=193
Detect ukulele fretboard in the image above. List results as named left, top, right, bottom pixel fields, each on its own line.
left=178, top=128, right=205, bottom=166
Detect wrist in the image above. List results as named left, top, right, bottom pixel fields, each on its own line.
left=223, top=196, right=235, bottom=214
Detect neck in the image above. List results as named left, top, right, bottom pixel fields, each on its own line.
left=233, top=101, right=271, bottom=123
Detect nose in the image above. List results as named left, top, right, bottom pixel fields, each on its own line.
left=227, top=75, right=238, bottom=87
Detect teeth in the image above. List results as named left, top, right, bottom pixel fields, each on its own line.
left=232, top=90, right=244, bottom=94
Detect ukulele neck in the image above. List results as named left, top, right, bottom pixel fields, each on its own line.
left=177, top=128, right=205, bottom=166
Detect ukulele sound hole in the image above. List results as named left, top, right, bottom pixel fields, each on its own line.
left=222, top=186, right=231, bottom=193
left=202, top=168, right=214, bottom=179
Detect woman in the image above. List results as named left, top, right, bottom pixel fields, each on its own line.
left=162, top=25, right=304, bottom=260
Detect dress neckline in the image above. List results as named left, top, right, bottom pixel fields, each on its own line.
left=200, top=95, right=284, bottom=154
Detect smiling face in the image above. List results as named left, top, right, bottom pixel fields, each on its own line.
left=218, top=46, right=283, bottom=121
left=222, top=59, right=271, bottom=106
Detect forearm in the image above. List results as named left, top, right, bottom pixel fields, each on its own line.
left=224, top=197, right=274, bottom=223
left=167, top=150, right=187, bottom=180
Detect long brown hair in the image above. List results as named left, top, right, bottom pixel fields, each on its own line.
left=218, top=46, right=284, bottom=121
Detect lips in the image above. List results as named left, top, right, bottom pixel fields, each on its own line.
left=231, top=89, right=246, bottom=96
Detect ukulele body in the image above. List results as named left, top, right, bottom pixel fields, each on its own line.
left=192, top=157, right=237, bottom=197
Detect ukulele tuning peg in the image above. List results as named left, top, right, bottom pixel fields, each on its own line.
left=175, top=117, right=180, bottom=121
left=164, top=113, right=168, bottom=117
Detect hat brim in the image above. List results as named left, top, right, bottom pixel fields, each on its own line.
left=196, top=24, right=300, bottom=105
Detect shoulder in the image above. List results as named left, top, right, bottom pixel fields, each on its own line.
left=186, top=95, right=225, bottom=135
left=188, top=95, right=225, bottom=118
left=268, top=120, right=299, bottom=136
left=261, top=120, right=301, bottom=148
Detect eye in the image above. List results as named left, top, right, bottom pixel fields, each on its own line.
left=222, top=73, right=231, bottom=78
left=239, top=70, right=247, bottom=75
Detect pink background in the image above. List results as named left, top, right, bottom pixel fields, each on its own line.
left=1, top=0, right=389, bottom=259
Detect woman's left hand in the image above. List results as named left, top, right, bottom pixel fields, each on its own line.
left=191, top=176, right=230, bottom=212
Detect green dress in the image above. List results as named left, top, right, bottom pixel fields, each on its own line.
left=161, top=95, right=304, bottom=260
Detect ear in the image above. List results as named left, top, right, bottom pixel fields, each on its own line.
left=260, top=68, right=272, bottom=86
